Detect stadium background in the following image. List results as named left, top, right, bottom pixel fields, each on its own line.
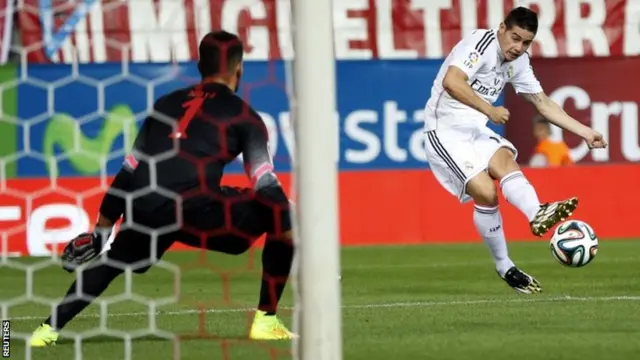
left=0, top=0, right=638, bottom=257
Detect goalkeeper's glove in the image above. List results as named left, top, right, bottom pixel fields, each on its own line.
left=61, top=228, right=110, bottom=273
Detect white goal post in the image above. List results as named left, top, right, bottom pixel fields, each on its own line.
left=291, top=0, right=342, bottom=359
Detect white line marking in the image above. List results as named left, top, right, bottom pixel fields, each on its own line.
left=7, top=295, right=640, bottom=321
left=342, top=257, right=639, bottom=270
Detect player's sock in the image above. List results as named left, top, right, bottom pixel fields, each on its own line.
left=44, top=264, right=122, bottom=329
left=500, top=171, right=541, bottom=222
left=257, top=236, right=294, bottom=316
left=473, top=204, right=514, bottom=277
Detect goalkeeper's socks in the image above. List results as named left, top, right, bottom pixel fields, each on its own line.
left=473, top=204, right=514, bottom=277
left=500, top=171, right=541, bottom=222
left=257, top=236, right=294, bottom=315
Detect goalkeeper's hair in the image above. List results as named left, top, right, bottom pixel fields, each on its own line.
left=198, top=30, right=244, bottom=78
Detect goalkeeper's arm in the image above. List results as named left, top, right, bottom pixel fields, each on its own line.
left=96, top=115, right=152, bottom=234
left=62, top=117, right=150, bottom=271
left=97, top=165, right=135, bottom=227
left=61, top=166, right=135, bottom=272
left=237, top=109, right=291, bottom=237
left=239, top=109, right=287, bottom=200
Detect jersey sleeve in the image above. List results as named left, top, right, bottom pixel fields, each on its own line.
left=237, top=109, right=278, bottom=189
left=449, top=30, right=495, bottom=78
left=238, top=108, right=290, bottom=207
left=509, top=56, right=543, bottom=94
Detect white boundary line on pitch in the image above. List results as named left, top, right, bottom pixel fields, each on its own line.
left=341, top=257, right=639, bottom=270
left=8, top=295, right=640, bottom=321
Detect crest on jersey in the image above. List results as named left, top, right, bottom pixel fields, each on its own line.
left=507, top=65, right=515, bottom=78
left=468, top=51, right=480, bottom=64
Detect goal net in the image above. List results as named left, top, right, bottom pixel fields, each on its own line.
left=0, top=0, right=340, bottom=359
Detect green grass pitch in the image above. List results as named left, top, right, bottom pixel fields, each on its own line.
left=2, top=240, right=640, bottom=359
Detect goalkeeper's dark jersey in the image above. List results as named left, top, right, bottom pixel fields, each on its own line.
left=116, top=82, right=276, bottom=214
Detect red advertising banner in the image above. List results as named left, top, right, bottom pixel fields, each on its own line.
left=2, top=165, right=638, bottom=257
left=18, top=0, right=639, bottom=63
left=505, top=56, right=640, bottom=165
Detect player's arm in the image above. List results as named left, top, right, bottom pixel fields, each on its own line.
left=442, top=69, right=494, bottom=118
left=61, top=116, right=152, bottom=272
left=520, top=92, right=591, bottom=138
left=442, top=31, right=501, bottom=120
left=238, top=110, right=288, bottom=203
left=514, top=64, right=607, bottom=149
left=238, top=110, right=291, bottom=239
left=97, top=116, right=151, bottom=225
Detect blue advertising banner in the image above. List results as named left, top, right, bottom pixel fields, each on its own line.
left=15, top=60, right=504, bottom=177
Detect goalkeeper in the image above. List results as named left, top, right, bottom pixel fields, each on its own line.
left=30, top=30, right=296, bottom=346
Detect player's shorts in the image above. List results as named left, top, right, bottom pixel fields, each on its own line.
left=105, top=186, right=292, bottom=273
left=423, top=125, right=518, bottom=203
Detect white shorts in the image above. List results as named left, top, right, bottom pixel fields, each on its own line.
left=424, top=126, right=518, bottom=203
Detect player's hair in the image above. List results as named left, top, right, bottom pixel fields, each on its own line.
left=197, top=31, right=244, bottom=78
left=504, top=7, right=539, bottom=34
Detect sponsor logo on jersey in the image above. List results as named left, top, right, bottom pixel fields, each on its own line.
left=470, top=78, right=504, bottom=98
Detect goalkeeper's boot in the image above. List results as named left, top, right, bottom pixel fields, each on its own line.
left=530, top=197, right=578, bottom=236
left=29, top=324, right=59, bottom=347
left=499, top=266, right=542, bottom=294
left=249, top=310, right=298, bottom=340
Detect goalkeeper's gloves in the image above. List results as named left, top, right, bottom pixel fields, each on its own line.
left=61, top=228, right=110, bottom=273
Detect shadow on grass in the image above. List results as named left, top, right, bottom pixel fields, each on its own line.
left=54, top=334, right=256, bottom=345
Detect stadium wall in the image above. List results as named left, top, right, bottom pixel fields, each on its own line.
left=0, top=59, right=506, bottom=256
left=2, top=163, right=639, bottom=256
left=1, top=58, right=640, bottom=256
left=1, top=0, right=639, bottom=257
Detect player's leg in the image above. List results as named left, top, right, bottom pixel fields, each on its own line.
left=30, top=226, right=173, bottom=347
left=179, top=188, right=295, bottom=340
left=486, top=136, right=578, bottom=236
left=425, top=129, right=515, bottom=275
left=184, top=231, right=294, bottom=320
left=29, top=231, right=133, bottom=346
left=472, top=131, right=548, bottom=293
left=29, top=261, right=124, bottom=347
left=425, top=129, right=540, bottom=294
left=224, top=231, right=295, bottom=340
left=465, top=171, right=540, bottom=293
left=465, top=172, right=513, bottom=275
left=222, top=187, right=294, bottom=323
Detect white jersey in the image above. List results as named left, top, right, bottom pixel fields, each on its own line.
left=423, top=28, right=543, bottom=131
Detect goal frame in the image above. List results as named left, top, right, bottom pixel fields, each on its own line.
left=291, top=0, right=342, bottom=359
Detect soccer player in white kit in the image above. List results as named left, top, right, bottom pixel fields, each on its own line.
left=422, top=7, right=607, bottom=294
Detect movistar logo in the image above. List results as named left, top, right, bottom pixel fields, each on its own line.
left=43, top=105, right=138, bottom=176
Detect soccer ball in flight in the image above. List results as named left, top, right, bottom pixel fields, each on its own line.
left=549, top=220, right=598, bottom=267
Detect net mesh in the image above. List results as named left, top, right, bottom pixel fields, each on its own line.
left=0, top=1, right=296, bottom=359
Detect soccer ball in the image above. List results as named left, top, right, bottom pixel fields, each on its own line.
left=549, top=220, right=598, bottom=267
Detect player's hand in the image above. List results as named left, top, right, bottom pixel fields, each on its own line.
left=61, top=232, right=104, bottom=272
left=583, top=129, right=607, bottom=149
left=488, top=106, right=510, bottom=124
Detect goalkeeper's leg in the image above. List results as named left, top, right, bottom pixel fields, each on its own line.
left=30, top=263, right=124, bottom=347
left=252, top=232, right=295, bottom=339
left=30, top=229, right=173, bottom=347
left=191, top=232, right=295, bottom=340
left=181, top=187, right=296, bottom=340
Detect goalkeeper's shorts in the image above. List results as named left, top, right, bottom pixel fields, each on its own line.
left=105, top=186, right=292, bottom=273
